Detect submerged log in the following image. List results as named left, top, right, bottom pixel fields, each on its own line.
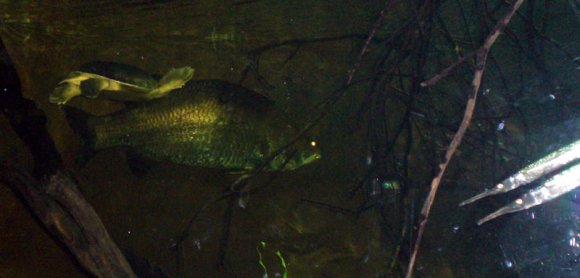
left=0, top=165, right=136, bottom=277
left=0, top=38, right=136, bottom=277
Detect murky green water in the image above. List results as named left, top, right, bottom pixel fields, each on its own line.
left=1, top=1, right=579, bottom=277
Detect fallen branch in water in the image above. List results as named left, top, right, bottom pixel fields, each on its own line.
left=0, top=40, right=136, bottom=277
left=405, top=1, right=526, bottom=277
left=0, top=165, right=136, bottom=277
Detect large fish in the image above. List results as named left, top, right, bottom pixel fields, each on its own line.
left=58, top=62, right=320, bottom=172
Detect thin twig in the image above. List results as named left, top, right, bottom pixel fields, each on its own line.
left=239, top=33, right=385, bottom=86
left=420, top=51, right=476, bottom=87
left=347, top=0, right=399, bottom=85
left=404, top=1, right=525, bottom=277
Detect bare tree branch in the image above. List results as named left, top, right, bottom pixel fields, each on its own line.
left=405, top=1, right=526, bottom=277
left=0, top=164, right=136, bottom=277
left=0, top=39, right=136, bottom=277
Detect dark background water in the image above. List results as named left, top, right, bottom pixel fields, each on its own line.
left=1, top=1, right=579, bottom=277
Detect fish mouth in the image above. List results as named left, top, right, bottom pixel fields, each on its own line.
left=276, top=152, right=321, bottom=171
left=302, top=152, right=321, bottom=165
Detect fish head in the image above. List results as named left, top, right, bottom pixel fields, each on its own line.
left=269, top=137, right=321, bottom=171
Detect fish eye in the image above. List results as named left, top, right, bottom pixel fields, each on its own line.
left=306, top=135, right=319, bottom=148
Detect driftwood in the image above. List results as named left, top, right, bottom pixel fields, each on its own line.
left=0, top=40, right=136, bottom=277
left=0, top=165, right=136, bottom=278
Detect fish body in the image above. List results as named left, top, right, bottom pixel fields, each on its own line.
left=70, top=79, right=320, bottom=171
left=460, top=138, right=580, bottom=225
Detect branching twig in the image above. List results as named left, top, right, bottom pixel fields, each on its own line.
left=347, top=0, right=399, bottom=85
left=420, top=51, right=476, bottom=87
left=239, top=33, right=386, bottom=87
left=404, top=1, right=525, bottom=277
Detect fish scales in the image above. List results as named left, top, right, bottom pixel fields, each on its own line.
left=86, top=80, right=295, bottom=170
left=55, top=60, right=320, bottom=171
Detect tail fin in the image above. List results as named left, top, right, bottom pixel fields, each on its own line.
left=62, top=106, right=97, bottom=167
